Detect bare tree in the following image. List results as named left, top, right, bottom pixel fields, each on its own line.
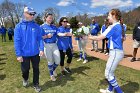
left=43, top=7, right=60, bottom=23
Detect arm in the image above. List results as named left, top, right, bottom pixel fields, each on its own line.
left=89, top=34, right=106, bottom=41
left=38, top=27, right=44, bottom=52
left=14, top=25, right=22, bottom=57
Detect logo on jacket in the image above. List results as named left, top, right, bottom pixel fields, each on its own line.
left=138, top=26, right=140, bottom=29
left=32, top=28, right=36, bottom=32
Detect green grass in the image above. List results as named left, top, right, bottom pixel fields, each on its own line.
left=0, top=41, right=140, bottom=93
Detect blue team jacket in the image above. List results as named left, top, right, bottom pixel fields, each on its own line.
left=90, top=23, right=100, bottom=35
left=41, top=23, right=57, bottom=43
left=57, top=26, right=73, bottom=52
left=14, top=20, right=44, bottom=57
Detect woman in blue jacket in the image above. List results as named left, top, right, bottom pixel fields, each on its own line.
left=57, top=17, right=73, bottom=76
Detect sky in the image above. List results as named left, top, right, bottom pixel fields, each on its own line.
left=0, top=0, right=140, bottom=17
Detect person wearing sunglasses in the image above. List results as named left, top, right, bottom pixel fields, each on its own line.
left=57, top=17, right=73, bottom=76
left=14, top=7, right=44, bottom=92
left=41, top=13, right=60, bottom=81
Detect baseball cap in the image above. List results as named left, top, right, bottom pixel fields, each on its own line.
left=24, top=7, right=36, bottom=14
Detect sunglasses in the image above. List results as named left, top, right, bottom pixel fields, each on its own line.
left=28, top=13, right=35, bottom=16
left=63, top=21, right=68, bottom=23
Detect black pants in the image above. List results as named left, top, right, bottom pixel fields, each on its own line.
left=59, top=48, right=72, bottom=66
left=101, top=38, right=109, bottom=53
left=8, top=34, right=12, bottom=40
left=21, top=54, right=40, bottom=85
left=1, top=34, right=6, bottom=42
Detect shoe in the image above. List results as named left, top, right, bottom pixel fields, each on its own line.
left=33, top=85, right=41, bottom=92
left=131, top=57, right=136, bottom=62
left=83, top=60, right=88, bottom=64
left=77, top=58, right=82, bottom=61
left=100, top=88, right=114, bottom=93
left=53, top=70, right=57, bottom=77
left=91, top=49, right=94, bottom=51
left=100, top=51, right=104, bottom=53
left=23, top=79, right=29, bottom=87
left=50, top=75, right=56, bottom=81
left=105, top=53, right=109, bottom=56
left=61, top=70, right=66, bottom=76
left=95, top=50, right=98, bottom=52
left=64, top=67, right=71, bottom=73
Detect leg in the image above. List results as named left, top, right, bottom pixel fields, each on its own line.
left=4, top=34, right=6, bottom=42
left=91, top=40, right=94, bottom=51
left=31, top=54, right=40, bottom=85
left=132, top=48, right=138, bottom=58
left=77, top=40, right=83, bottom=59
left=53, top=44, right=60, bottom=71
left=66, top=48, right=72, bottom=68
left=94, top=40, right=98, bottom=51
left=105, top=50, right=124, bottom=93
left=59, top=50, right=66, bottom=75
left=21, top=57, right=30, bottom=81
left=101, top=39, right=105, bottom=52
left=44, top=44, right=54, bottom=76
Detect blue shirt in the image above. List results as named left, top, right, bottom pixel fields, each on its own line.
left=101, top=24, right=107, bottom=33
left=14, top=20, right=44, bottom=57
left=90, top=23, right=100, bottom=35
left=102, top=22, right=123, bottom=50
left=57, top=26, right=73, bottom=52
left=1, top=27, right=7, bottom=34
left=41, top=23, right=57, bottom=43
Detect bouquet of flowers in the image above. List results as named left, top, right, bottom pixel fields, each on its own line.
left=73, top=26, right=89, bottom=37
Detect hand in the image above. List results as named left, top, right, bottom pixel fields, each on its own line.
left=47, top=33, right=53, bottom=38
left=17, top=56, right=23, bottom=62
left=66, top=32, right=72, bottom=36
left=122, top=37, right=126, bottom=41
left=39, top=51, right=44, bottom=56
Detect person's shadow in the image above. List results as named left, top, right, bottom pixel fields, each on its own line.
left=121, top=81, right=139, bottom=93
left=41, top=66, right=90, bottom=91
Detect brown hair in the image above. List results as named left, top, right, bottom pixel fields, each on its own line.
left=110, top=9, right=125, bottom=39
left=110, top=9, right=121, bottom=21
left=59, top=17, right=68, bottom=26
left=43, top=13, right=53, bottom=22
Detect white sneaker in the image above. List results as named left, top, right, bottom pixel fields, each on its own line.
left=50, top=75, right=56, bottom=81
left=53, top=70, right=57, bottom=77
left=23, top=79, right=29, bottom=87
left=83, top=60, right=88, bottom=64
left=100, top=88, right=114, bottom=93
left=77, top=58, right=82, bottom=61
left=105, top=53, right=109, bottom=56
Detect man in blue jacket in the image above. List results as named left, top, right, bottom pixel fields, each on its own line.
left=1, top=25, right=7, bottom=42
left=14, top=7, right=44, bottom=92
left=90, top=19, right=100, bottom=52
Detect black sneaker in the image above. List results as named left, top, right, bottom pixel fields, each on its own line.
left=61, top=70, right=66, bottom=76
left=64, top=67, right=71, bottom=73
left=91, top=49, right=94, bottom=51
left=33, top=85, right=41, bottom=92
left=131, top=57, right=136, bottom=62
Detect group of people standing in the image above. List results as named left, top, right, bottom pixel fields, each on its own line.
left=13, top=6, right=140, bottom=93
left=0, top=25, right=14, bottom=42
left=14, top=7, right=73, bottom=92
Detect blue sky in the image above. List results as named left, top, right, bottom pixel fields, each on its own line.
left=0, top=0, right=140, bottom=17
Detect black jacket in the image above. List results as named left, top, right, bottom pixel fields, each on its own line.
left=133, top=22, right=140, bottom=41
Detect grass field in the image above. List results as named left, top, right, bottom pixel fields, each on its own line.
left=0, top=41, right=140, bottom=93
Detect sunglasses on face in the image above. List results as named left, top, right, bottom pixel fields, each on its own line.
left=28, top=13, right=35, bottom=16
left=63, top=21, right=68, bottom=23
